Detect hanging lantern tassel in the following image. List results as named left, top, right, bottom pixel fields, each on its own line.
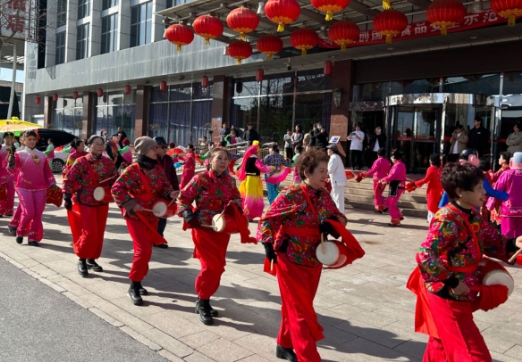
left=301, top=49, right=307, bottom=56
left=204, top=37, right=210, bottom=45
left=176, top=45, right=182, bottom=51
left=383, top=0, right=391, bottom=9
left=277, top=23, right=285, bottom=32
left=341, top=43, right=346, bottom=51
left=326, top=11, right=334, bottom=21
left=385, top=34, right=393, bottom=43
left=440, top=24, right=448, bottom=35
left=239, top=32, right=246, bottom=40
left=508, top=13, right=517, bottom=26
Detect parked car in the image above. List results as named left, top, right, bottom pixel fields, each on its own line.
left=34, top=129, right=77, bottom=173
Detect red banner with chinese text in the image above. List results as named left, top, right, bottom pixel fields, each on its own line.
left=319, top=9, right=505, bottom=49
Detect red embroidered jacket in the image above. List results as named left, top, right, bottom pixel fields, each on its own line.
left=177, top=169, right=242, bottom=227
left=62, top=154, right=118, bottom=206
left=258, top=184, right=348, bottom=267
left=111, top=163, right=174, bottom=222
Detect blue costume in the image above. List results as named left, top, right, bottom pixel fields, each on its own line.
left=438, top=179, right=508, bottom=208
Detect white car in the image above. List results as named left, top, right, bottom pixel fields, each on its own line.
left=52, top=145, right=89, bottom=174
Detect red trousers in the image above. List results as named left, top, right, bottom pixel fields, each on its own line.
left=373, top=180, right=386, bottom=211
left=126, top=217, right=158, bottom=282
left=423, top=292, right=491, bottom=362
left=192, top=227, right=230, bottom=300
left=276, top=253, right=323, bottom=362
left=68, top=203, right=109, bottom=259
left=0, top=179, right=15, bottom=215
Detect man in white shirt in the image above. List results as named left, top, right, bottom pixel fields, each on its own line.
left=348, top=123, right=365, bottom=170
left=327, top=144, right=347, bottom=213
left=449, top=124, right=468, bottom=162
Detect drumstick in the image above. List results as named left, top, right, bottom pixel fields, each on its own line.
left=270, top=259, right=274, bottom=272
left=141, top=208, right=153, bottom=212
left=508, top=248, right=522, bottom=264
left=99, top=176, right=116, bottom=184
left=321, top=233, right=325, bottom=254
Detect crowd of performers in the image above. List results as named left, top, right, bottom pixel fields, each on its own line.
left=2, top=129, right=522, bottom=362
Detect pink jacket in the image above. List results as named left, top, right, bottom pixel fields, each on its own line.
left=383, top=161, right=407, bottom=185
left=366, top=157, right=391, bottom=180
left=0, top=146, right=10, bottom=184
left=10, top=149, right=56, bottom=190
left=489, top=168, right=522, bottom=217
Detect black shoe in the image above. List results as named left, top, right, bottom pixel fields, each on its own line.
left=195, top=299, right=214, bottom=325
left=400, top=216, right=405, bottom=221
left=136, top=282, right=148, bottom=296
left=382, top=208, right=389, bottom=213
left=196, top=298, right=218, bottom=317
left=8, top=225, right=16, bottom=235
left=276, top=344, right=298, bottom=362
left=28, top=240, right=39, bottom=247
left=4, top=214, right=13, bottom=217
left=86, top=259, right=103, bottom=272
left=153, top=244, right=168, bottom=249
left=78, top=259, right=88, bottom=277
left=128, top=283, right=143, bottom=306
left=15, top=236, right=23, bottom=244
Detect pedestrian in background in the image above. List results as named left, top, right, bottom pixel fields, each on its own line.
left=506, top=123, right=522, bottom=154
left=468, top=117, right=490, bottom=157
left=291, top=125, right=304, bottom=150
left=348, top=123, right=365, bottom=170
left=314, top=126, right=329, bottom=150
left=0, top=132, right=16, bottom=217
left=263, top=144, right=292, bottom=204
left=284, top=129, right=293, bottom=160
left=243, top=123, right=260, bottom=145
left=327, top=144, right=347, bottom=213
left=448, top=124, right=468, bottom=163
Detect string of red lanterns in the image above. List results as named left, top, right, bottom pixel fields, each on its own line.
left=265, top=0, right=301, bottom=32
left=373, top=9, right=408, bottom=43
left=426, top=0, right=466, bottom=35
left=227, top=40, right=253, bottom=64
left=290, top=28, right=319, bottom=56
left=165, top=23, right=194, bottom=51
left=256, top=35, right=283, bottom=61
left=490, top=0, right=522, bottom=26
left=328, top=20, right=360, bottom=51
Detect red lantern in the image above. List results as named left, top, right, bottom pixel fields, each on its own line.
left=328, top=20, right=360, bottom=51
left=160, top=81, right=167, bottom=92
left=165, top=24, right=194, bottom=51
left=124, top=85, right=131, bottom=95
left=256, top=35, right=283, bottom=61
left=226, top=7, right=259, bottom=40
left=324, top=61, right=333, bottom=76
left=227, top=40, right=253, bottom=64
left=265, top=0, right=301, bottom=32
left=35, top=96, right=41, bottom=105
left=201, top=76, right=209, bottom=88
left=72, top=91, right=79, bottom=100
left=290, top=28, right=319, bottom=56
left=193, top=15, right=224, bottom=45
left=491, top=0, right=522, bottom=26
left=311, top=0, right=350, bottom=21
left=256, top=69, right=264, bottom=82
left=426, top=0, right=466, bottom=35
left=97, top=88, right=104, bottom=97
left=373, top=9, right=408, bottom=44
left=53, top=94, right=58, bottom=101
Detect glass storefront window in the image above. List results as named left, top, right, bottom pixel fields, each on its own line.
left=94, top=91, right=136, bottom=141
left=295, top=93, right=332, bottom=133
left=53, top=97, right=83, bottom=137
left=296, top=70, right=332, bottom=92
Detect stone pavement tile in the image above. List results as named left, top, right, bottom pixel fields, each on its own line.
left=179, top=330, right=221, bottom=349
left=95, top=299, right=156, bottom=333
left=334, top=319, right=408, bottom=349
left=505, top=345, right=522, bottom=360
left=139, top=328, right=194, bottom=358
left=146, top=311, right=207, bottom=339
left=183, top=351, right=216, bottom=362
left=392, top=340, right=426, bottom=360
left=157, top=349, right=184, bottom=362
left=63, top=291, right=94, bottom=309
left=329, top=303, right=398, bottom=329
left=376, top=320, right=425, bottom=344
left=236, top=355, right=271, bottom=362
left=8, top=255, right=40, bottom=268
left=43, top=259, right=77, bottom=274
left=120, top=325, right=163, bottom=352
left=55, top=278, right=93, bottom=297
left=231, top=334, right=280, bottom=362
left=341, top=337, right=420, bottom=362
left=196, top=338, right=252, bottom=362
left=81, top=278, right=129, bottom=300
left=0, top=246, right=34, bottom=262
left=373, top=305, right=416, bottom=324
left=89, top=307, right=125, bottom=327
left=27, top=263, right=58, bottom=278
left=482, top=325, right=522, bottom=354
left=112, top=296, right=168, bottom=317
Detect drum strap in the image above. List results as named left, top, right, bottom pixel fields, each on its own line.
left=82, top=156, right=101, bottom=186
left=132, top=163, right=155, bottom=200
left=298, top=184, right=319, bottom=221
left=444, top=204, right=483, bottom=272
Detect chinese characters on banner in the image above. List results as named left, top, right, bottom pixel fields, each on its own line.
left=2, top=0, right=34, bottom=41
left=319, top=9, right=506, bottom=49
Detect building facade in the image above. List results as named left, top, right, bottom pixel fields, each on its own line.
left=24, top=0, right=522, bottom=171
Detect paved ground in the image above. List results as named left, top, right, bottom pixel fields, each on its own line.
left=0, top=178, right=521, bottom=361
left=0, top=258, right=168, bottom=362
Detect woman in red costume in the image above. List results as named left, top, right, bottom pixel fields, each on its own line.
left=413, top=154, right=443, bottom=224
left=112, top=137, right=178, bottom=306
left=177, top=148, right=243, bottom=326
left=0, top=132, right=16, bottom=216
left=410, top=163, right=522, bottom=361
left=62, top=139, right=87, bottom=177
left=490, top=151, right=511, bottom=184
left=62, top=135, right=118, bottom=277
left=258, top=149, right=348, bottom=362
left=179, top=144, right=196, bottom=189
left=379, top=150, right=407, bottom=227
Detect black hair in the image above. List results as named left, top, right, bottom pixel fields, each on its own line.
left=219, top=141, right=227, bottom=147
left=515, top=122, right=521, bottom=131
left=377, top=148, right=386, bottom=157
left=500, top=152, right=512, bottom=161
left=295, top=146, right=304, bottom=154
left=71, top=138, right=85, bottom=148
left=430, top=154, right=441, bottom=167
left=86, top=135, right=103, bottom=146
left=474, top=116, right=483, bottom=124
left=478, top=157, right=491, bottom=172
left=23, top=130, right=37, bottom=138
left=187, top=144, right=195, bottom=151
left=442, top=163, right=484, bottom=200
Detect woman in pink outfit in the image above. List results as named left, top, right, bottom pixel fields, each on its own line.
left=360, top=148, right=391, bottom=213
left=0, top=132, right=16, bottom=216
left=380, top=150, right=407, bottom=226
left=8, top=130, right=56, bottom=246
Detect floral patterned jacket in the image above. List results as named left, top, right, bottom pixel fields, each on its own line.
left=62, top=154, right=118, bottom=206
left=111, top=163, right=174, bottom=222
left=416, top=203, right=515, bottom=301
left=177, top=169, right=242, bottom=227
left=258, top=183, right=348, bottom=267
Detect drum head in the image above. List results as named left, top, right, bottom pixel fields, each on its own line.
left=153, top=202, right=167, bottom=218
left=93, top=187, right=105, bottom=201
left=483, top=270, right=515, bottom=296
left=316, top=241, right=340, bottom=266
left=212, top=214, right=225, bottom=232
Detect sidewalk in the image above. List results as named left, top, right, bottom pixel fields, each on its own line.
left=0, top=187, right=521, bottom=361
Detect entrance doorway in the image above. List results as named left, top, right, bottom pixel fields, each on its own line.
left=385, top=93, right=494, bottom=173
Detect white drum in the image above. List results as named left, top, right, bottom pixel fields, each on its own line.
left=93, top=186, right=113, bottom=203
left=151, top=200, right=177, bottom=218
left=480, top=258, right=515, bottom=296
left=316, top=241, right=341, bottom=266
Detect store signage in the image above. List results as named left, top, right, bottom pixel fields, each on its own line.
left=319, top=9, right=505, bottom=49
left=1, top=0, right=35, bottom=41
